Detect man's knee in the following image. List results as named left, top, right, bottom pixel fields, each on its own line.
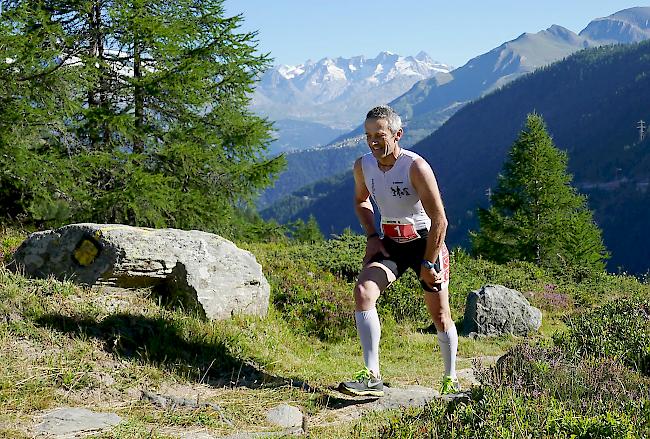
left=431, top=310, right=450, bottom=327
left=354, top=281, right=378, bottom=303
left=425, top=291, right=453, bottom=329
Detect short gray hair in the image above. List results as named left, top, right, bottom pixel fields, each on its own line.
left=366, top=105, right=402, bottom=133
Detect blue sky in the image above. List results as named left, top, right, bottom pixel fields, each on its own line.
left=224, top=1, right=647, bottom=68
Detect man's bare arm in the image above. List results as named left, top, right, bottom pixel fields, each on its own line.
left=354, top=158, right=389, bottom=263
left=410, top=158, right=448, bottom=263
left=353, top=158, right=376, bottom=236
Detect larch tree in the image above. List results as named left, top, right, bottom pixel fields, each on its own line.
left=0, top=1, right=84, bottom=223
left=0, top=0, right=285, bottom=237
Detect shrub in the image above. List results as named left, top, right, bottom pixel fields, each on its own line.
left=379, top=386, right=643, bottom=438
left=377, top=271, right=430, bottom=323
left=246, top=241, right=356, bottom=341
left=310, top=229, right=365, bottom=282
left=553, top=298, right=650, bottom=375
left=379, top=341, right=650, bottom=438
left=272, top=280, right=355, bottom=341
left=477, top=343, right=650, bottom=417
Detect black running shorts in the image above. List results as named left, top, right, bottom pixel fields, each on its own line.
left=367, top=229, right=450, bottom=292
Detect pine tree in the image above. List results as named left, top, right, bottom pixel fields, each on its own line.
left=292, top=215, right=325, bottom=243
left=471, top=113, right=608, bottom=273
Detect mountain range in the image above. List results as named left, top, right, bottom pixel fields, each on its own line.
left=253, top=51, right=452, bottom=129
left=261, top=7, right=650, bottom=275
left=394, top=7, right=650, bottom=141
left=258, top=6, right=650, bottom=209
left=253, top=51, right=452, bottom=152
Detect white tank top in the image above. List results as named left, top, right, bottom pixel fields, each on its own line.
left=361, top=149, right=431, bottom=235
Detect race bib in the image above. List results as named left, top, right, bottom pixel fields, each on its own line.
left=381, top=217, right=421, bottom=243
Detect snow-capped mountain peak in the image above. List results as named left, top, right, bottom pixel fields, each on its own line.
left=271, top=51, right=451, bottom=86
left=277, top=64, right=304, bottom=80
left=252, top=51, right=453, bottom=128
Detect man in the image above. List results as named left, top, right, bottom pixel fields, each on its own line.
left=338, top=105, right=459, bottom=397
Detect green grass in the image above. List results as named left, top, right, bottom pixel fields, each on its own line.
left=0, top=226, right=27, bottom=263
left=0, top=228, right=648, bottom=437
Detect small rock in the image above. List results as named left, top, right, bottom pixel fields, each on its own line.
left=34, top=407, right=121, bottom=436
left=266, top=404, right=303, bottom=429
left=181, top=431, right=217, bottom=439
left=97, top=372, right=116, bottom=386
left=125, top=387, right=142, bottom=399
left=456, top=368, right=480, bottom=387
left=7, top=312, right=23, bottom=323
left=218, top=432, right=291, bottom=439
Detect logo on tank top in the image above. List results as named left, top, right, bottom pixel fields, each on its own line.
left=390, top=181, right=410, bottom=198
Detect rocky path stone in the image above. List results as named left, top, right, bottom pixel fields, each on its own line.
left=308, top=384, right=466, bottom=430
left=141, top=390, right=233, bottom=426
left=216, top=359, right=502, bottom=437
left=210, top=404, right=305, bottom=438
left=349, top=385, right=440, bottom=410
left=266, top=404, right=303, bottom=430
left=456, top=368, right=480, bottom=387
left=30, top=358, right=502, bottom=438
left=34, top=407, right=121, bottom=437
left=180, top=432, right=219, bottom=439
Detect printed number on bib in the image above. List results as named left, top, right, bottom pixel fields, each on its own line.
left=381, top=217, right=421, bottom=243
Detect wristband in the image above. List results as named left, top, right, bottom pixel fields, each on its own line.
left=367, top=232, right=379, bottom=239
left=421, top=259, right=436, bottom=270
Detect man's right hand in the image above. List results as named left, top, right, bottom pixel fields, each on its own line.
left=363, top=236, right=390, bottom=265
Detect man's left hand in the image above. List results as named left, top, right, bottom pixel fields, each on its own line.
left=420, top=265, right=443, bottom=292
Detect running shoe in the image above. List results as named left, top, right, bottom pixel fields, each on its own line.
left=338, top=368, right=384, bottom=397
left=440, top=375, right=461, bottom=395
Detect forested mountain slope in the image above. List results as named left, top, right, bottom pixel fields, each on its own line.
left=263, top=41, right=650, bottom=274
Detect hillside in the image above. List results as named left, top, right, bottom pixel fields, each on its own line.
left=0, top=230, right=648, bottom=437
left=257, top=137, right=365, bottom=209
left=266, top=119, right=347, bottom=155
left=263, top=40, right=650, bottom=274
left=390, top=24, right=590, bottom=141
left=580, top=6, right=650, bottom=43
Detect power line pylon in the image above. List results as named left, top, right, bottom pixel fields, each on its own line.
left=638, top=120, right=646, bottom=142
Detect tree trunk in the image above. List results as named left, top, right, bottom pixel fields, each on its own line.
left=133, top=34, right=144, bottom=154
left=87, top=1, right=103, bottom=149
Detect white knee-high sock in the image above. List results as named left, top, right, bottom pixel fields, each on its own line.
left=355, top=308, right=381, bottom=377
left=437, top=325, right=458, bottom=378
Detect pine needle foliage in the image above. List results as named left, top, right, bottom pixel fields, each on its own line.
left=471, top=113, right=608, bottom=274
left=0, top=0, right=285, bottom=237
left=0, top=2, right=85, bottom=223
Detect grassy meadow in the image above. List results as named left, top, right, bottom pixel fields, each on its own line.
left=0, top=228, right=648, bottom=438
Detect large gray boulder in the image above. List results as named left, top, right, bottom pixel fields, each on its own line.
left=462, top=284, right=542, bottom=337
left=12, top=223, right=270, bottom=320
